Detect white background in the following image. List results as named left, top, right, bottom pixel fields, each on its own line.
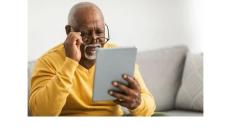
left=0, top=0, right=230, bottom=129
left=28, top=0, right=202, bottom=61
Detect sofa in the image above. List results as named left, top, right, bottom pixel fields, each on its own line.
left=136, top=45, right=203, bottom=116
left=28, top=45, right=203, bottom=116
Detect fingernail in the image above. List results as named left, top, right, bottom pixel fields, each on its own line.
left=109, top=91, right=113, bottom=95
left=112, top=81, right=118, bottom=86
left=123, top=74, right=127, bottom=79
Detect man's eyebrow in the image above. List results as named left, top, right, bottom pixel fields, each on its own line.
left=78, top=25, right=89, bottom=28
left=79, top=26, right=105, bottom=30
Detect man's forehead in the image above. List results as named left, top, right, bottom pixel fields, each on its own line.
left=68, top=3, right=104, bottom=27
left=73, top=10, right=104, bottom=28
left=75, top=9, right=102, bottom=21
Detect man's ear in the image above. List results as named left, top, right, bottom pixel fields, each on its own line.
left=65, top=25, right=72, bottom=35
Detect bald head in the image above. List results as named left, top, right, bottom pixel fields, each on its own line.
left=67, top=2, right=104, bottom=27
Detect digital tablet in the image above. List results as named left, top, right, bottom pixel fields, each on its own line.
left=93, top=47, right=137, bottom=101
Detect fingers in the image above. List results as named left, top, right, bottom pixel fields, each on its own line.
left=122, top=74, right=141, bottom=91
left=65, top=25, right=83, bottom=45
left=108, top=74, right=142, bottom=110
left=109, top=78, right=142, bottom=110
left=64, top=30, right=83, bottom=61
left=108, top=90, right=130, bottom=102
left=112, top=81, right=135, bottom=95
left=111, top=91, right=141, bottom=110
left=113, top=99, right=129, bottom=107
left=68, top=32, right=83, bottom=45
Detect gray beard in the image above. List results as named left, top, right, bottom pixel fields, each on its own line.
left=84, top=43, right=101, bottom=60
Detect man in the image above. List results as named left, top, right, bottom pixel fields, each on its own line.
left=29, top=2, right=156, bottom=116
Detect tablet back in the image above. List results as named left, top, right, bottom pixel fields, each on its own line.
left=93, top=47, right=137, bottom=101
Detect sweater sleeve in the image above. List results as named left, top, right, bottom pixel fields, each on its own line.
left=129, top=65, right=156, bottom=116
left=29, top=57, right=78, bottom=116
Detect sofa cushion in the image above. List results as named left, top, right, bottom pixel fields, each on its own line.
left=175, top=53, right=203, bottom=112
left=28, top=61, right=36, bottom=86
left=28, top=61, right=36, bottom=116
left=153, top=110, right=203, bottom=116
left=136, top=46, right=188, bottom=111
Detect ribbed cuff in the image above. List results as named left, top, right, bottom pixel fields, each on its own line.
left=129, top=97, right=145, bottom=115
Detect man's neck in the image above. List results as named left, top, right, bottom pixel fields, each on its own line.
left=79, top=58, right=95, bottom=69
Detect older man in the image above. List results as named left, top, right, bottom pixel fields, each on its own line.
left=29, top=2, right=156, bottom=116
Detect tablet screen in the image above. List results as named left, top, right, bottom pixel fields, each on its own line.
left=93, top=47, right=137, bottom=101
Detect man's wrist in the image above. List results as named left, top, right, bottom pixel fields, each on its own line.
left=129, top=96, right=145, bottom=115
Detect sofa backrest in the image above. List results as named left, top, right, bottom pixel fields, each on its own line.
left=136, top=46, right=188, bottom=111
left=28, top=61, right=36, bottom=86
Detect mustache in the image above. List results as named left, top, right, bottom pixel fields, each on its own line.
left=83, top=43, right=102, bottom=60
left=84, top=43, right=102, bottom=48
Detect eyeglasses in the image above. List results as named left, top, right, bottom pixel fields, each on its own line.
left=82, top=36, right=109, bottom=45
left=75, top=24, right=110, bottom=45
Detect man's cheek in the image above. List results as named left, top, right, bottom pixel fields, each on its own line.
left=101, top=43, right=105, bottom=48
left=80, top=45, right=85, bottom=57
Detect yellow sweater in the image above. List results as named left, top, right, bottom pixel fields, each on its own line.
left=29, top=43, right=156, bottom=116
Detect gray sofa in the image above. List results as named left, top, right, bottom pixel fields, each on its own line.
left=28, top=45, right=203, bottom=116
left=136, top=45, right=203, bottom=116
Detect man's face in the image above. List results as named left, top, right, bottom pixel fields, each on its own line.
left=71, top=9, right=106, bottom=60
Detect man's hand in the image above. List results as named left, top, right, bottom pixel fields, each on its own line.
left=64, top=31, right=83, bottom=62
left=108, top=74, right=141, bottom=110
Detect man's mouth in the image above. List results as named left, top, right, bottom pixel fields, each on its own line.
left=86, top=46, right=97, bottom=54
left=84, top=43, right=101, bottom=60
left=85, top=44, right=101, bottom=55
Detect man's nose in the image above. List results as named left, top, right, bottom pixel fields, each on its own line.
left=90, top=32, right=98, bottom=44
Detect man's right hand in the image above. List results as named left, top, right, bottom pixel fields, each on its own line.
left=64, top=32, right=83, bottom=62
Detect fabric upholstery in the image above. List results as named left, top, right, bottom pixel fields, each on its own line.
left=136, top=46, right=188, bottom=111
left=175, top=53, right=203, bottom=111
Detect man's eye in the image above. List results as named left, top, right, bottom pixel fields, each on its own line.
left=96, top=30, right=104, bottom=35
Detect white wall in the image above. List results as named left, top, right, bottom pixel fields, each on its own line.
left=28, top=0, right=202, bottom=61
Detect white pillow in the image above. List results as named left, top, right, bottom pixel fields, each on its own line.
left=175, top=53, right=203, bottom=112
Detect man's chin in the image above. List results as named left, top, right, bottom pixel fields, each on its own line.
left=84, top=53, right=96, bottom=60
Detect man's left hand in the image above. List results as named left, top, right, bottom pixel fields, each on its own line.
left=108, top=74, right=141, bottom=110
